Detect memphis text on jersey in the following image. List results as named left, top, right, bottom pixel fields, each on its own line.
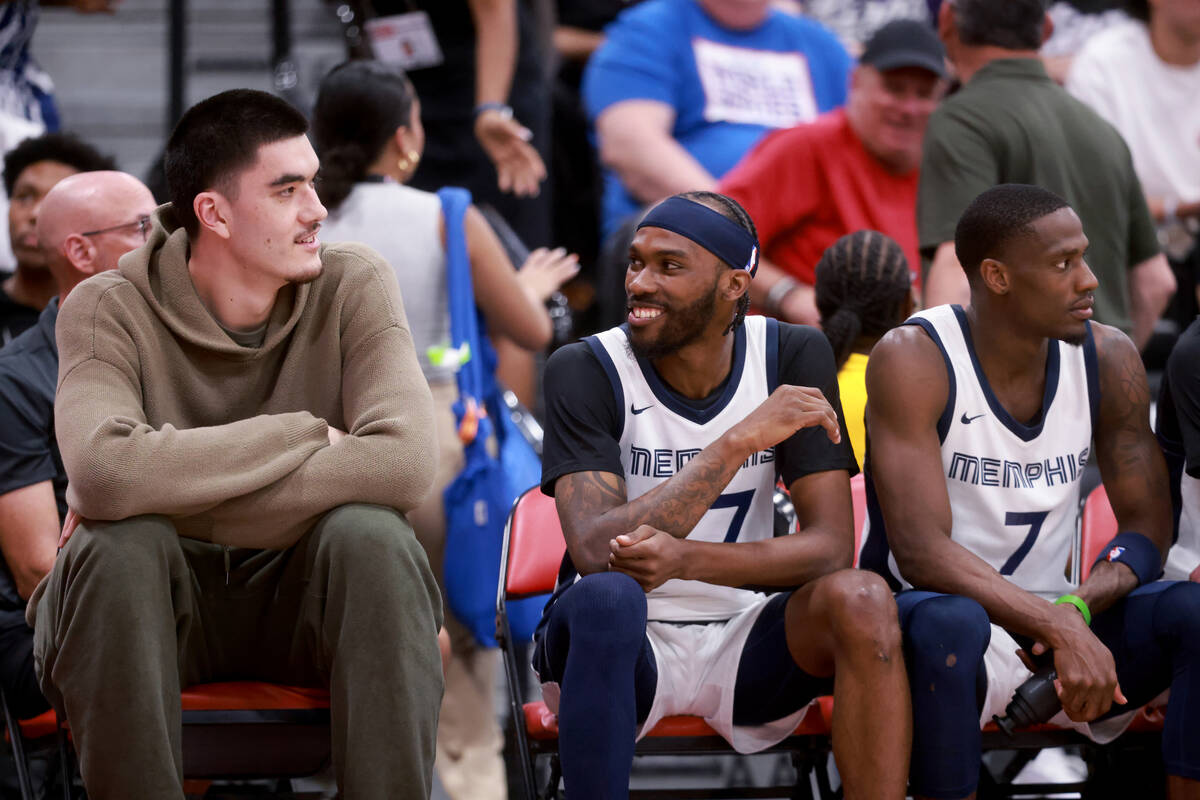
left=948, top=448, right=1090, bottom=489
left=628, top=445, right=775, bottom=478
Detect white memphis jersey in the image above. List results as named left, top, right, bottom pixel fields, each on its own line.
left=587, top=316, right=780, bottom=622
left=861, top=304, right=1099, bottom=599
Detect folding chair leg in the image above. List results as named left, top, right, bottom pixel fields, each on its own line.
left=0, top=690, right=35, bottom=800
left=789, top=752, right=815, bottom=800
left=55, top=717, right=72, bottom=800
left=540, top=754, right=562, bottom=800
left=813, top=752, right=841, bottom=800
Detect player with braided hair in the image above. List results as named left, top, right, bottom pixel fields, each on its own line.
left=815, top=230, right=913, bottom=463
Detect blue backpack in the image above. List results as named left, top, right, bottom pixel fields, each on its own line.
left=438, top=187, right=546, bottom=647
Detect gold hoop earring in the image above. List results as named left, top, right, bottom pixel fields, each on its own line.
left=397, top=149, right=420, bottom=173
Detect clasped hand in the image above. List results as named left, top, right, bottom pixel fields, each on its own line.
left=608, top=525, right=685, bottom=592
left=1020, top=605, right=1127, bottom=723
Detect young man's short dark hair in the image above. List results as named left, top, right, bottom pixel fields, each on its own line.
left=164, top=89, right=309, bottom=237
left=954, top=183, right=1070, bottom=276
left=952, top=0, right=1047, bottom=52
left=3, top=133, right=114, bottom=198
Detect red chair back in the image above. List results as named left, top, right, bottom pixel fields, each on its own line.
left=1080, top=485, right=1118, bottom=582
left=504, top=488, right=567, bottom=599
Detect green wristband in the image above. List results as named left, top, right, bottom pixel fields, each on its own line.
left=1054, top=594, right=1092, bottom=627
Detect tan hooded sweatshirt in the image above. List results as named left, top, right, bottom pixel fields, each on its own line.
left=52, top=205, right=437, bottom=549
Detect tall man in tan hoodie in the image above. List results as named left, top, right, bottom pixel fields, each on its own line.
left=27, top=90, right=443, bottom=799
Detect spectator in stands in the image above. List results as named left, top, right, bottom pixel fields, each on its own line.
left=550, top=0, right=648, bottom=328
left=793, top=0, right=933, bottom=55
left=0, top=170, right=153, bottom=725
left=1066, top=0, right=1200, bottom=322
left=0, top=132, right=112, bottom=344
left=918, top=0, right=1175, bottom=353
left=536, top=190, right=910, bottom=798
left=1157, top=317, right=1200, bottom=583
left=720, top=19, right=945, bottom=325
left=583, top=0, right=853, bottom=241
left=1041, top=0, right=1132, bottom=83
left=29, top=89, right=443, bottom=800
left=0, top=0, right=120, bottom=270
left=367, top=0, right=551, bottom=248
left=312, top=60, right=577, bottom=800
left=814, top=230, right=912, bottom=467
left=864, top=183, right=1200, bottom=800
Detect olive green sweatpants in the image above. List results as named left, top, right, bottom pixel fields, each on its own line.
left=31, top=504, right=443, bottom=800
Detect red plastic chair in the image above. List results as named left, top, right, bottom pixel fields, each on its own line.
left=496, top=487, right=836, bottom=800
left=5, top=681, right=330, bottom=799
left=1080, top=483, right=1119, bottom=581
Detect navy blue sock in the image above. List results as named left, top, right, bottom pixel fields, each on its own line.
left=897, top=590, right=991, bottom=799
left=538, top=572, right=657, bottom=799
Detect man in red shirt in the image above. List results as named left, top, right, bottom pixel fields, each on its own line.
left=719, top=19, right=947, bottom=325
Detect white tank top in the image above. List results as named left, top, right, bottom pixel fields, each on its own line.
left=861, top=304, right=1099, bottom=599
left=1166, top=474, right=1200, bottom=581
left=319, top=182, right=454, bottom=384
left=588, top=315, right=780, bottom=621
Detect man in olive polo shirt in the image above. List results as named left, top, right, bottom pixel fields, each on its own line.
left=918, top=0, right=1175, bottom=351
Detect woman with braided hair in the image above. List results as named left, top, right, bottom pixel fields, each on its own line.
left=815, top=230, right=913, bottom=465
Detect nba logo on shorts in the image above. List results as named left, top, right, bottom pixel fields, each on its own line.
left=1106, top=545, right=1126, bottom=562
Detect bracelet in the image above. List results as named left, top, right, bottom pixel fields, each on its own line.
left=1163, top=196, right=1179, bottom=226
left=1093, top=530, right=1163, bottom=586
left=764, top=276, right=800, bottom=316
left=473, top=102, right=513, bottom=120
left=1054, top=594, right=1091, bottom=627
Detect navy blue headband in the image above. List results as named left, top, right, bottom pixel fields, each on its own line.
left=637, top=196, right=759, bottom=277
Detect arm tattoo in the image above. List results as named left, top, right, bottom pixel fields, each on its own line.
left=559, top=446, right=744, bottom=544
left=1095, top=328, right=1171, bottom=550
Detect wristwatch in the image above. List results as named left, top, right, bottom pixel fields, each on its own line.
left=473, top=102, right=514, bottom=120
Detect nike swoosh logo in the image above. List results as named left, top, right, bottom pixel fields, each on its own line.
left=631, top=404, right=653, bottom=415
left=961, top=412, right=986, bottom=424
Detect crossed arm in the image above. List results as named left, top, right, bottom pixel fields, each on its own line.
left=555, top=384, right=852, bottom=592
left=866, top=323, right=1171, bottom=721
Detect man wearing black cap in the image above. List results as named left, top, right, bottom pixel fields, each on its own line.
left=532, top=190, right=911, bottom=798
left=720, top=19, right=947, bottom=326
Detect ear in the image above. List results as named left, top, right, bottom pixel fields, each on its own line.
left=61, top=233, right=97, bottom=275
left=849, top=64, right=865, bottom=93
left=1041, top=12, right=1055, bottom=46
left=393, top=125, right=412, bottom=153
left=194, top=190, right=231, bottom=240
left=979, top=257, right=1010, bottom=295
left=723, top=268, right=751, bottom=303
left=937, top=2, right=955, bottom=46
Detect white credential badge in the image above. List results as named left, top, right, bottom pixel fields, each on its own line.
left=365, top=12, right=445, bottom=71
left=692, top=38, right=818, bottom=128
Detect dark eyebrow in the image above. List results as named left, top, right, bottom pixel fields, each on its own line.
left=268, top=173, right=308, bottom=188
left=630, top=246, right=691, bottom=260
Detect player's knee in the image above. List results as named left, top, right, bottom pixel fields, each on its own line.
left=69, top=514, right=180, bottom=580
left=905, top=594, right=990, bottom=673
left=562, top=572, right=647, bottom=645
left=820, top=570, right=902, bottom=650
left=1158, top=581, right=1200, bottom=650
left=317, top=504, right=422, bottom=567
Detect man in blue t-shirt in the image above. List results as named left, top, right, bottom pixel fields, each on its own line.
left=583, top=0, right=851, bottom=239
left=0, top=170, right=154, bottom=720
